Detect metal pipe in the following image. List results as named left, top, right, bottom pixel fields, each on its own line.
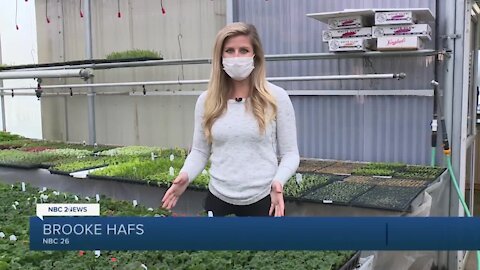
left=84, top=0, right=96, bottom=145
left=0, top=89, right=434, bottom=97
left=0, top=69, right=93, bottom=80
left=6, top=50, right=437, bottom=71
left=0, top=73, right=406, bottom=91
left=0, top=36, right=5, bottom=131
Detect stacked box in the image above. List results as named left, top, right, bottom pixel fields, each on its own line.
left=324, top=13, right=374, bottom=52
left=375, top=11, right=417, bottom=25
left=323, top=27, right=372, bottom=42
left=374, top=10, right=432, bottom=51
left=328, top=38, right=374, bottom=52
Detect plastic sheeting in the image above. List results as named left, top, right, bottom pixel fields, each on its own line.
left=360, top=171, right=450, bottom=270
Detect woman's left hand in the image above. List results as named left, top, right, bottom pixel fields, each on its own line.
left=269, top=180, right=285, bottom=217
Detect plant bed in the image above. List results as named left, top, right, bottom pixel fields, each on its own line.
left=49, top=156, right=129, bottom=174
left=351, top=185, right=425, bottom=211
left=297, top=159, right=336, bottom=173
left=302, top=182, right=375, bottom=205
left=316, top=162, right=366, bottom=175
left=88, top=156, right=185, bottom=180
left=96, top=145, right=169, bottom=157
left=0, top=149, right=93, bottom=169
left=393, top=165, right=446, bottom=181
left=0, top=182, right=358, bottom=270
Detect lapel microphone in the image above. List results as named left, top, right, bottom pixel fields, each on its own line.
left=235, top=97, right=243, bottom=102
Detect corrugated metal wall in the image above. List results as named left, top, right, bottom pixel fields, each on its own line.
left=235, top=0, right=437, bottom=164
left=36, top=0, right=225, bottom=147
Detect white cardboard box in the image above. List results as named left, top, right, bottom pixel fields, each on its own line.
left=372, top=24, right=431, bottom=40
left=375, top=11, right=416, bottom=25
left=376, top=36, right=424, bottom=51
left=327, top=16, right=369, bottom=29
left=328, top=38, right=372, bottom=52
left=323, top=27, right=372, bottom=42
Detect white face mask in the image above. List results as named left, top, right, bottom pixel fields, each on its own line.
left=222, top=56, right=255, bottom=81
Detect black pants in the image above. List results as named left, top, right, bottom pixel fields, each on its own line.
left=204, top=191, right=271, bottom=217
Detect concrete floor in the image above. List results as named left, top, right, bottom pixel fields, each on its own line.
left=464, top=188, right=480, bottom=270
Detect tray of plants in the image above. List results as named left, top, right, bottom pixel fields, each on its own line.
left=283, top=173, right=348, bottom=201
left=350, top=185, right=426, bottom=212
left=301, top=181, right=375, bottom=205
left=392, top=165, right=446, bottom=181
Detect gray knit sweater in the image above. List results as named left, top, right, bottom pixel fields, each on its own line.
left=180, top=82, right=300, bottom=205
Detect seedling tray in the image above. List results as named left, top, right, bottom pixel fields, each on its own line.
left=297, top=159, right=336, bottom=173
left=283, top=173, right=347, bottom=201
left=316, top=162, right=366, bottom=175
left=301, top=182, right=375, bottom=205
left=351, top=185, right=425, bottom=212
left=393, top=166, right=446, bottom=181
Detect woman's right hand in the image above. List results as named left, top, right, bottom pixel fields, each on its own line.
left=161, top=172, right=189, bottom=210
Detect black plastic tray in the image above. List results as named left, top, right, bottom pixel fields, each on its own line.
left=350, top=185, right=426, bottom=212
left=338, top=251, right=361, bottom=270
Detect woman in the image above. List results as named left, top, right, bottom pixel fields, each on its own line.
left=161, top=22, right=299, bottom=217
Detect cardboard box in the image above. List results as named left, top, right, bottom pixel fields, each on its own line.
left=375, top=11, right=416, bottom=25
left=328, top=38, right=372, bottom=52
left=327, top=16, right=368, bottom=29
left=322, top=27, right=372, bottom=42
left=372, top=24, right=431, bottom=40
left=376, top=36, right=424, bottom=51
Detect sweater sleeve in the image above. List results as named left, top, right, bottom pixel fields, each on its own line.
left=179, top=92, right=211, bottom=183
left=272, top=87, right=300, bottom=186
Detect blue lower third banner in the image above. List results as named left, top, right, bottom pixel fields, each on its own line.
left=29, top=217, right=480, bottom=250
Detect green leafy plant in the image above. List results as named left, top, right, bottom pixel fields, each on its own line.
left=283, top=174, right=330, bottom=198
left=105, top=49, right=162, bottom=60
left=0, top=131, right=24, bottom=142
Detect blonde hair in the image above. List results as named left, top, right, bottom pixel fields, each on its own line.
left=203, top=22, right=277, bottom=143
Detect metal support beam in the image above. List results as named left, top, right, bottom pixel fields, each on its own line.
left=0, top=35, right=5, bottom=131
left=84, top=0, right=96, bottom=145
left=0, top=73, right=406, bottom=91
left=0, top=69, right=93, bottom=80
